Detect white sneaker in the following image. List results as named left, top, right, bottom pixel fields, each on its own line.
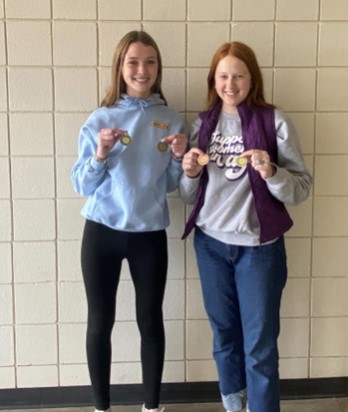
left=141, top=404, right=165, bottom=412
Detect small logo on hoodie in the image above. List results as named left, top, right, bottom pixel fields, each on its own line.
left=151, top=121, right=170, bottom=130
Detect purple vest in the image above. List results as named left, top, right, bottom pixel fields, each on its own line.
left=182, top=100, right=293, bottom=242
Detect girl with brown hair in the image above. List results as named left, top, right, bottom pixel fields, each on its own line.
left=72, top=30, right=187, bottom=412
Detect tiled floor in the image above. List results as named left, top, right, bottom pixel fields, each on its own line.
left=2, top=398, right=348, bottom=412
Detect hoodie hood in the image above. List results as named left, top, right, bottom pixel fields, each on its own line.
left=115, top=93, right=166, bottom=112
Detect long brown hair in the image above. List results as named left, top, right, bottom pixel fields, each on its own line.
left=206, top=41, right=273, bottom=110
left=101, top=31, right=167, bottom=107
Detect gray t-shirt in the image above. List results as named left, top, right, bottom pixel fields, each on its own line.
left=179, top=109, right=312, bottom=246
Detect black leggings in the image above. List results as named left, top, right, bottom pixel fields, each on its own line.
left=81, top=220, right=168, bottom=410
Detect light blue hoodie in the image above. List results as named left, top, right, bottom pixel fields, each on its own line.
left=71, top=94, right=187, bottom=232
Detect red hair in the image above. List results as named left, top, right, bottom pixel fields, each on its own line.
left=206, top=41, right=273, bottom=110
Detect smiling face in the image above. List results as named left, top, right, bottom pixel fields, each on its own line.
left=121, top=42, right=159, bottom=99
left=214, top=55, right=252, bottom=114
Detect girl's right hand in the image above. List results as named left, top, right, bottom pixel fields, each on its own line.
left=182, top=147, right=206, bottom=178
left=96, top=128, right=125, bottom=159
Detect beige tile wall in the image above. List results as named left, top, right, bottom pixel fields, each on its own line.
left=1, top=0, right=348, bottom=390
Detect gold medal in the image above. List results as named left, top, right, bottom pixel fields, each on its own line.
left=120, top=134, right=131, bottom=146
left=157, top=141, right=169, bottom=152
left=198, top=154, right=209, bottom=166
left=236, top=156, right=248, bottom=166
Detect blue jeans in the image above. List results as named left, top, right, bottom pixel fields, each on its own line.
left=194, top=228, right=287, bottom=412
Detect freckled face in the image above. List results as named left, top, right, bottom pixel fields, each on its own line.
left=122, top=42, right=159, bottom=99
left=214, top=55, right=252, bottom=114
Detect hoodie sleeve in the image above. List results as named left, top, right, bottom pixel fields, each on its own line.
left=71, top=121, right=109, bottom=197
left=165, top=120, right=189, bottom=193
left=178, top=117, right=202, bottom=204
left=265, top=110, right=312, bottom=205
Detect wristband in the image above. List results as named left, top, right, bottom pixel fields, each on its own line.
left=94, top=153, right=107, bottom=163
left=172, top=154, right=183, bottom=162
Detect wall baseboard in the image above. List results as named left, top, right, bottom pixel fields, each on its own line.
left=1, top=377, right=347, bottom=409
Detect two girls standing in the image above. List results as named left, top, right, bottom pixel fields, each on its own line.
left=72, top=30, right=311, bottom=412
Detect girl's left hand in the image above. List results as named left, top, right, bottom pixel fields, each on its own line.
left=164, top=134, right=188, bottom=159
left=240, top=149, right=276, bottom=180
